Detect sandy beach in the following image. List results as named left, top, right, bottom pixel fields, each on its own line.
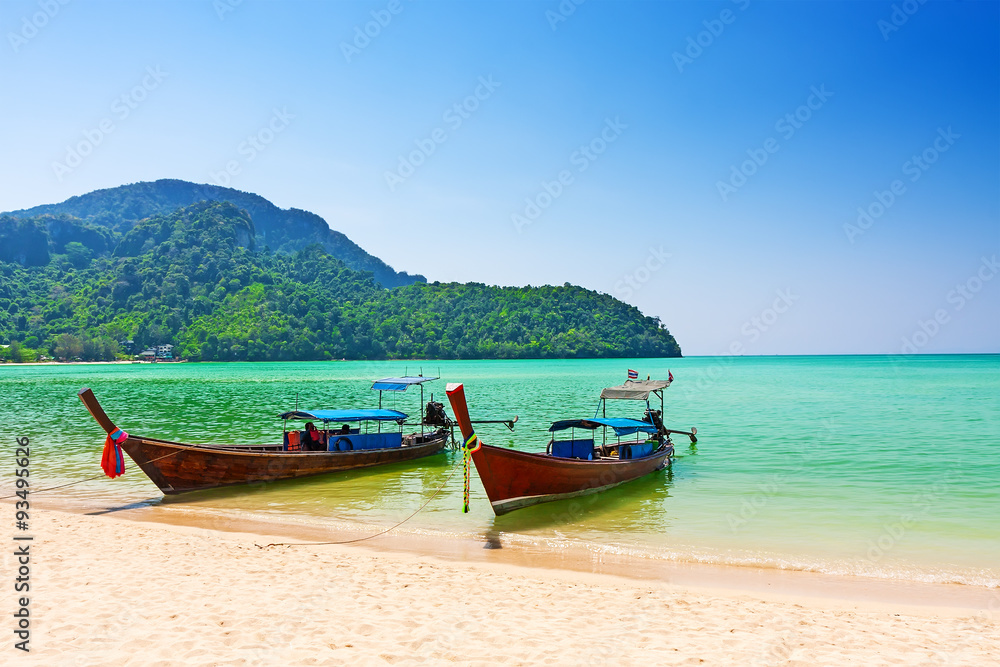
left=5, top=507, right=996, bottom=666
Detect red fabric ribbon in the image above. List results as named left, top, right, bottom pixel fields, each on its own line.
left=101, top=429, right=128, bottom=478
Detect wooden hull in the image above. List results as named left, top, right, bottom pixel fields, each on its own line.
left=471, top=443, right=671, bottom=515
left=77, top=386, right=448, bottom=495
left=121, top=432, right=449, bottom=494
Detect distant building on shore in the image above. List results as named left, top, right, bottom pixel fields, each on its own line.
left=138, top=344, right=174, bottom=360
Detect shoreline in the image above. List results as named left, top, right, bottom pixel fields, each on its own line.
left=28, top=473, right=999, bottom=595
left=26, top=497, right=999, bottom=613
left=2, top=352, right=997, bottom=367
left=12, top=505, right=1000, bottom=664
left=0, top=360, right=160, bottom=366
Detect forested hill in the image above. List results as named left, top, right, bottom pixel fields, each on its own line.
left=0, top=201, right=681, bottom=362
left=3, top=179, right=423, bottom=288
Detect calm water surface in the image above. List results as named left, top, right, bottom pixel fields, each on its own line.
left=1, top=356, right=997, bottom=587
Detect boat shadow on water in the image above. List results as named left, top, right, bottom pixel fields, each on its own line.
left=486, top=465, right=676, bottom=537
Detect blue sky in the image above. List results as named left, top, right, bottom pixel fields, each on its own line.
left=1, top=0, right=997, bottom=355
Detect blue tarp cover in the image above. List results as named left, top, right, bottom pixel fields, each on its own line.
left=279, top=409, right=407, bottom=422
left=549, top=417, right=658, bottom=437
left=371, top=376, right=439, bottom=391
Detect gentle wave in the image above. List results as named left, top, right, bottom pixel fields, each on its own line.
left=132, top=502, right=1000, bottom=590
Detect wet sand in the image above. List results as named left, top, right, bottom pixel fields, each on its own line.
left=9, top=506, right=999, bottom=665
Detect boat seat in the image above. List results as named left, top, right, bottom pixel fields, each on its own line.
left=550, top=439, right=594, bottom=460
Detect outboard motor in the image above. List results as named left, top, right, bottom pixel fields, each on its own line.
left=644, top=408, right=665, bottom=438
left=424, top=401, right=450, bottom=426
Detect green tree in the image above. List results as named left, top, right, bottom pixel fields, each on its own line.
left=54, top=334, right=84, bottom=360
left=64, top=242, right=93, bottom=268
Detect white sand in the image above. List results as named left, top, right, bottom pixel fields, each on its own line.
left=8, top=508, right=998, bottom=665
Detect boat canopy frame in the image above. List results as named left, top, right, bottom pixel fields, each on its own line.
left=278, top=376, right=439, bottom=439
left=586, top=378, right=672, bottom=448
left=278, top=408, right=409, bottom=439
left=373, top=376, right=439, bottom=436
left=594, top=379, right=670, bottom=419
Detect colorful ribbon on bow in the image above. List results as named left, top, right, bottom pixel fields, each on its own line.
left=101, top=428, right=128, bottom=478
left=462, top=433, right=480, bottom=514
left=462, top=447, right=471, bottom=513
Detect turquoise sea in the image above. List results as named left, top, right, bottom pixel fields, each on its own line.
left=2, top=356, right=997, bottom=588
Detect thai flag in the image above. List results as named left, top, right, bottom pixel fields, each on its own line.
left=627, top=369, right=638, bottom=379
left=668, top=370, right=674, bottom=382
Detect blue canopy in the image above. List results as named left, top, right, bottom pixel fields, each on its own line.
left=371, top=376, right=439, bottom=392
left=549, top=417, right=658, bottom=437
left=279, top=409, right=407, bottom=422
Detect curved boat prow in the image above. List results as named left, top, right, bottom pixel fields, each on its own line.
left=78, top=387, right=118, bottom=434
left=445, top=383, right=476, bottom=444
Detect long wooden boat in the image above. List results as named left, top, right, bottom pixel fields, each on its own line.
left=78, top=376, right=448, bottom=495
left=446, top=378, right=696, bottom=515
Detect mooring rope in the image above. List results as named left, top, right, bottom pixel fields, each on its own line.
left=256, top=461, right=461, bottom=548
left=0, top=447, right=183, bottom=501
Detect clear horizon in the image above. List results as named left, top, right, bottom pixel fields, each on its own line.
left=1, top=0, right=997, bottom=356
